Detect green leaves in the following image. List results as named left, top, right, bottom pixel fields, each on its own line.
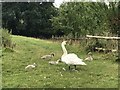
left=2, top=2, right=57, bottom=38
left=2, top=2, right=119, bottom=38
left=51, top=2, right=119, bottom=38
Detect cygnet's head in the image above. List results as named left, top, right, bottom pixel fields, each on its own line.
left=88, top=52, right=92, bottom=55
left=51, top=53, right=55, bottom=56
left=33, top=63, right=37, bottom=66
left=62, top=41, right=67, bottom=45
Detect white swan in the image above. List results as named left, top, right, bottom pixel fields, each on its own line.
left=61, top=41, right=86, bottom=70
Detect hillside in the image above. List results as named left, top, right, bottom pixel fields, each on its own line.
left=2, top=35, right=118, bottom=88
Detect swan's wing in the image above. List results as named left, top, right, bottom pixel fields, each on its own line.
left=65, top=53, right=78, bottom=58
left=64, top=53, right=82, bottom=61
left=61, top=53, right=86, bottom=65
left=68, top=53, right=78, bottom=57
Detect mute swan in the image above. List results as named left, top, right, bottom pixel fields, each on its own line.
left=25, top=63, right=36, bottom=70
left=61, top=41, right=86, bottom=70
left=41, top=53, right=55, bottom=60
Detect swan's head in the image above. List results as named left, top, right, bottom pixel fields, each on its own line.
left=62, top=41, right=67, bottom=45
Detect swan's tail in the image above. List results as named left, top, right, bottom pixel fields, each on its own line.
left=78, top=58, right=87, bottom=65
left=81, top=62, right=87, bottom=65
left=76, top=61, right=87, bottom=65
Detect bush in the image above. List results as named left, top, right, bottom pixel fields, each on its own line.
left=2, top=29, right=12, bottom=48
left=85, top=39, right=106, bottom=52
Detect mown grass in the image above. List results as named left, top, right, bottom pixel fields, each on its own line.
left=2, top=35, right=118, bottom=88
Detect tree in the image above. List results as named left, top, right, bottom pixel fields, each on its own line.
left=2, top=2, right=57, bottom=38
left=108, top=2, right=119, bottom=35
left=51, top=2, right=119, bottom=38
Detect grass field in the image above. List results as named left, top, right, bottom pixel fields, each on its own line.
left=2, top=35, right=118, bottom=88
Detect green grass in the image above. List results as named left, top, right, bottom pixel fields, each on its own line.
left=2, top=35, right=118, bottom=88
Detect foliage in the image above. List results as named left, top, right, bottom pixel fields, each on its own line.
left=51, top=2, right=119, bottom=38
left=2, top=2, right=119, bottom=38
left=2, top=2, right=57, bottom=38
left=108, top=2, right=119, bottom=35
left=85, top=39, right=106, bottom=52
left=2, top=28, right=12, bottom=48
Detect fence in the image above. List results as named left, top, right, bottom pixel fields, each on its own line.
left=86, top=35, right=119, bottom=53
left=51, top=35, right=119, bottom=53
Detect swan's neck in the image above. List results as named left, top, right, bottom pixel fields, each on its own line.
left=61, top=43, right=67, bottom=56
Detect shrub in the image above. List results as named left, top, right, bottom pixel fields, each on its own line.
left=85, top=39, right=106, bottom=52
left=2, top=29, right=12, bottom=48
